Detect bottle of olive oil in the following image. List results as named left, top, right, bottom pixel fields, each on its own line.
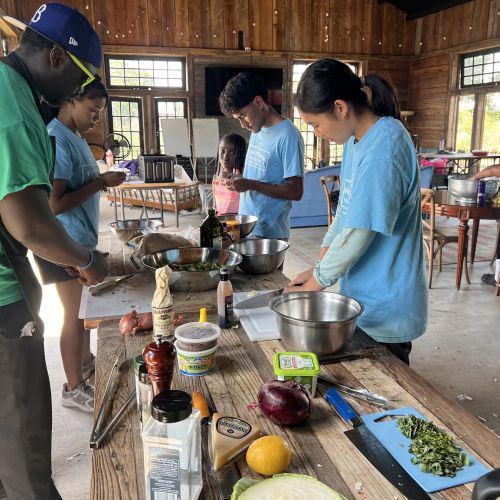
left=200, top=208, right=223, bottom=249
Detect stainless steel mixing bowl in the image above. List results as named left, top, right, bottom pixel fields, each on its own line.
left=269, top=291, right=364, bottom=355
left=141, top=247, right=242, bottom=292
left=216, top=214, right=258, bottom=238
left=229, top=238, right=289, bottom=275
left=108, top=219, right=162, bottom=244
left=448, top=175, right=499, bottom=203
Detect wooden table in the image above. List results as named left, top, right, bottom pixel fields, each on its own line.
left=89, top=269, right=500, bottom=499
left=422, top=190, right=500, bottom=289
left=110, top=180, right=200, bottom=227
left=418, top=153, right=500, bottom=175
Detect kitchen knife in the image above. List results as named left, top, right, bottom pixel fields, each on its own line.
left=89, top=274, right=133, bottom=296
left=233, top=289, right=284, bottom=310
left=321, top=385, right=430, bottom=499
left=198, top=394, right=241, bottom=500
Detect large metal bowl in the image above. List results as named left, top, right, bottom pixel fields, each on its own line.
left=448, top=175, right=499, bottom=203
left=216, top=214, right=258, bottom=238
left=229, top=239, right=289, bottom=275
left=141, top=247, right=242, bottom=292
left=270, top=291, right=363, bottom=355
left=108, top=219, right=162, bottom=244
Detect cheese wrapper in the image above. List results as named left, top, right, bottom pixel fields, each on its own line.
left=209, top=413, right=261, bottom=471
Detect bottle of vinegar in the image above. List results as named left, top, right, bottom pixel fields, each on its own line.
left=217, top=268, right=234, bottom=328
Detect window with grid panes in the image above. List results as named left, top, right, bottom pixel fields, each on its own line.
left=461, top=49, right=500, bottom=88
left=454, top=49, right=500, bottom=153
left=108, top=98, right=143, bottom=159
left=292, top=61, right=358, bottom=168
left=156, top=99, right=187, bottom=154
left=106, top=56, right=185, bottom=89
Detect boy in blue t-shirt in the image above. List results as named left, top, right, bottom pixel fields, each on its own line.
left=219, top=72, right=305, bottom=239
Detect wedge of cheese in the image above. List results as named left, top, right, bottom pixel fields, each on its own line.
left=210, top=413, right=261, bottom=471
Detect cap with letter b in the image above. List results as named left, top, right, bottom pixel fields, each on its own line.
left=2, top=3, right=102, bottom=68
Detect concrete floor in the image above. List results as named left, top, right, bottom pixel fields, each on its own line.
left=37, top=194, right=500, bottom=499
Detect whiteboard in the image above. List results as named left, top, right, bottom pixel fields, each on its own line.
left=192, top=118, right=219, bottom=158
left=161, top=118, right=191, bottom=157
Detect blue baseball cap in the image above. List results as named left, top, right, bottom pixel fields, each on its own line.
left=3, top=3, right=102, bottom=68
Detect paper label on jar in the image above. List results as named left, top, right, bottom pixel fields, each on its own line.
left=152, top=305, right=174, bottom=340
left=279, top=354, right=314, bottom=370
left=212, top=236, right=222, bottom=250
left=147, top=446, right=180, bottom=497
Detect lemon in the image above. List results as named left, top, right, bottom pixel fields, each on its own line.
left=246, top=435, right=292, bottom=476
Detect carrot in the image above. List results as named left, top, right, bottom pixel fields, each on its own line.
left=192, top=390, right=210, bottom=419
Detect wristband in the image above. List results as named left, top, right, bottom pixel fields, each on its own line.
left=79, top=250, right=94, bottom=270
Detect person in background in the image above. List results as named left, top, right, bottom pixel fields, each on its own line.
left=287, top=59, right=428, bottom=365
left=0, top=4, right=107, bottom=498
left=474, top=164, right=500, bottom=287
left=219, top=72, right=305, bottom=239
left=213, top=133, right=247, bottom=215
left=35, top=78, right=126, bottom=412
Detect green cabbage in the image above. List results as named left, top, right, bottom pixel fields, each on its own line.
left=230, top=474, right=347, bottom=500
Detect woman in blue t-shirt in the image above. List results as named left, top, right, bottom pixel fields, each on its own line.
left=286, top=59, right=428, bottom=364
left=36, top=79, right=125, bottom=411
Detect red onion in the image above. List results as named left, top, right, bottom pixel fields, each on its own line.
left=257, top=380, right=311, bottom=426
left=119, top=310, right=139, bottom=334
left=136, top=312, right=153, bottom=331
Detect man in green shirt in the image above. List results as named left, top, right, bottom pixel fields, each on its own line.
left=0, top=4, right=107, bottom=499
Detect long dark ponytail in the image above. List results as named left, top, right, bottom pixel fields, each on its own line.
left=295, top=59, right=400, bottom=120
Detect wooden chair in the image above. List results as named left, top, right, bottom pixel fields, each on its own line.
left=421, top=188, right=470, bottom=288
left=320, top=175, right=341, bottom=225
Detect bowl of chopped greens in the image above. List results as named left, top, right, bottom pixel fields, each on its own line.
left=141, top=247, right=242, bottom=291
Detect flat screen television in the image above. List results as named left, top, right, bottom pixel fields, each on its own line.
left=204, top=66, right=284, bottom=116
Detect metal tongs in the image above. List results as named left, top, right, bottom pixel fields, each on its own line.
left=89, top=352, right=136, bottom=449
left=318, top=372, right=390, bottom=408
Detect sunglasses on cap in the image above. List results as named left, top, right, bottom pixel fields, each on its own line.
left=66, top=50, right=95, bottom=90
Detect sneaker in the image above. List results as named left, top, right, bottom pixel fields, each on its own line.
left=82, top=354, right=95, bottom=380
left=61, top=382, right=94, bottom=413
left=481, top=273, right=498, bottom=287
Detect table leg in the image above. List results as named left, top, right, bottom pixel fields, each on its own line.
left=112, top=188, right=118, bottom=221
left=174, top=189, right=179, bottom=228
left=456, top=217, right=469, bottom=289
left=160, top=189, right=165, bottom=225
left=120, top=190, right=125, bottom=221
left=470, top=218, right=479, bottom=264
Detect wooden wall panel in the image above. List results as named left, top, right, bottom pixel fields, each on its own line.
left=272, top=0, right=288, bottom=52
left=408, top=55, right=450, bottom=149
left=147, top=0, right=163, bottom=46
left=160, top=0, right=176, bottom=47
left=248, top=0, right=273, bottom=51
left=188, top=0, right=203, bottom=48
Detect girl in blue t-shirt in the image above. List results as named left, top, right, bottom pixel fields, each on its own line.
left=35, top=79, right=126, bottom=411
left=286, top=59, right=428, bottom=364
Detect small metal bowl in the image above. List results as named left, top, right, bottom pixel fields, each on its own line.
left=270, top=291, right=363, bottom=355
left=216, top=214, right=258, bottom=238
left=108, top=219, right=162, bottom=244
left=229, top=238, right=289, bottom=275
left=448, top=175, right=499, bottom=203
left=141, top=247, right=242, bottom=292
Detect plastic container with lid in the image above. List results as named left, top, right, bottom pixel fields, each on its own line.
left=273, top=351, right=321, bottom=397
left=174, top=341, right=218, bottom=377
left=174, top=321, right=221, bottom=352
